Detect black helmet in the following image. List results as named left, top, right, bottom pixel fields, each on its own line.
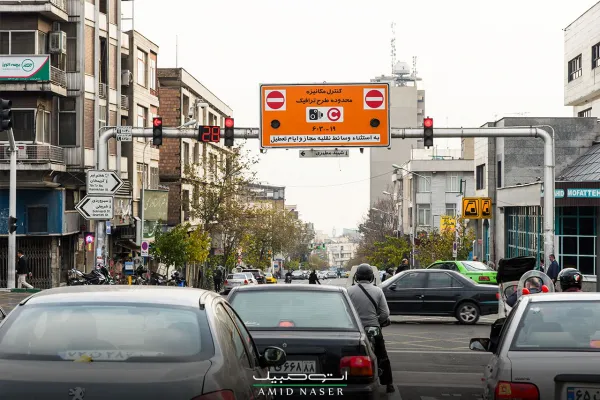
left=558, top=268, right=583, bottom=291
left=355, top=263, right=374, bottom=282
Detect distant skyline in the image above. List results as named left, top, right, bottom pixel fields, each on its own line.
left=131, top=0, right=593, bottom=234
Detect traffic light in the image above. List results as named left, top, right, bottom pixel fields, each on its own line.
left=224, top=117, right=234, bottom=147
left=7, top=216, right=17, bottom=234
left=152, top=117, right=162, bottom=146
left=423, top=117, right=433, bottom=147
left=0, top=99, right=12, bottom=132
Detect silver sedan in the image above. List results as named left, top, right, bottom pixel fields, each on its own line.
left=470, top=292, right=600, bottom=400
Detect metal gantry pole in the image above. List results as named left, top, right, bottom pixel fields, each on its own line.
left=7, top=128, right=16, bottom=288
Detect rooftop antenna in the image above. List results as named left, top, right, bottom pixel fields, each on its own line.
left=390, top=22, right=396, bottom=75
left=176, top=35, right=178, bottom=68
left=412, top=56, right=418, bottom=78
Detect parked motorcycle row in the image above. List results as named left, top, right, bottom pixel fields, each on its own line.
left=67, top=266, right=185, bottom=286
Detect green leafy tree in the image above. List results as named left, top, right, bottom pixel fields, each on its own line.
left=308, top=254, right=328, bottom=269
left=367, top=236, right=411, bottom=270
left=150, top=223, right=211, bottom=269
left=414, top=217, right=475, bottom=266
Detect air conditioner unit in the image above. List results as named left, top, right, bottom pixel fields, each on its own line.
left=121, top=70, right=131, bottom=86
left=4, top=145, right=27, bottom=159
left=49, top=31, right=67, bottom=54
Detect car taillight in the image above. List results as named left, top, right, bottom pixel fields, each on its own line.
left=224, top=280, right=228, bottom=285
left=244, top=280, right=248, bottom=284
left=340, top=356, right=373, bottom=376
left=495, top=381, right=539, bottom=399
left=479, top=276, right=490, bottom=281
left=496, top=292, right=500, bottom=300
left=279, top=320, right=295, bottom=327
left=191, top=390, right=236, bottom=400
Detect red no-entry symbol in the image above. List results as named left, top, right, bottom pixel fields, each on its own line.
left=265, top=90, right=286, bottom=110
left=364, top=89, right=385, bottom=109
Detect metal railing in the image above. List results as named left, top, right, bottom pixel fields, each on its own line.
left=120, top=94, right=129, bottom=110
left=0, top=144, right=65, bottom=163
left=51, top=0, right=67, bottom=10
left=99, top=83, right=107, bottom=99
left=50, top=66, right=66, bottom=88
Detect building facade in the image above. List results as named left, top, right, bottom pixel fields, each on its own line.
left=0, top=0, right=132, bottom=287
left=369, top=61, right=425, bottom=206
left=564, top=1, right=600, bottom=118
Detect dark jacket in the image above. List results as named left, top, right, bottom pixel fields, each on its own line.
left=17, top=256, right=29, bottom=275
left=213, top=270, right=222, bottom=282
left=308, top=272, right=320, bottom=284
left=547, top=260, right=560, bottom=280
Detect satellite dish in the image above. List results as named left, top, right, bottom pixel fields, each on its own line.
left=393, top=61, right=410, bottom=75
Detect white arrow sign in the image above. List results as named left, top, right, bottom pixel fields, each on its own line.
left=76, top=195, right=114, bottom=220
left=299, top=149, right=349, bottom=158
left=86, top=170, right=124, bottom=195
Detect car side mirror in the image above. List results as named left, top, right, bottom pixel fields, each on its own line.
left=389, top=283, right=397, bottom=290
left=469, top=338, right=491, bottom=352
left=260, top=346, right=286, bottom=368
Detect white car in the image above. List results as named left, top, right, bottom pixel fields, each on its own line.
left=317, top=271, right=327, bottom=280
left=470, top=292, right=600, bottom=400
left=326, top=271, right=337, bottom=278
left=223, top=273, right=257, bottom=294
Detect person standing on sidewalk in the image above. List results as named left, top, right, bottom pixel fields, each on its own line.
left=16, top=250, right=33, bottom=289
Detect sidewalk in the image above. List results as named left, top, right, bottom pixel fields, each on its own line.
left=0, top=290, right=40, bottom=313
left=390, top=314, right=498, bottom=325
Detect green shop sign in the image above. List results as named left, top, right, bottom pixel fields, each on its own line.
left=0, top=55, right=50, bottom=81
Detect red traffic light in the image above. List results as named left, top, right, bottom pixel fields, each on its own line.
left=153, top=117, right=162, bottom=127
left=424, top=118, right=433, bottom=128
left=225, top=117, right=234, bottom=128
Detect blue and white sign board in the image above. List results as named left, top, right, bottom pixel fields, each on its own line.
left=141, top=240, right=149, bottom=257
left=567, top=188, right=600, bottom=198
left=124, top=261, right=134, bottom=275
left=106, top=221, right=111, bottom=235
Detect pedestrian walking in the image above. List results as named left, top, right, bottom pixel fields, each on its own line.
left=213, top=268, right=223, bottom=293
left=547, top=254, right=560, bottom=285
left=308, top=270, right=320, bottom=284
left=16, top=250, right=33, bottom=289
left=395, top=259, right=409, bottom=275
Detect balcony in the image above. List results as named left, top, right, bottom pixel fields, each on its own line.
left=121, top=94, right=129, bottom=110
left=0, top=144, right=66, bottom=171
left=0, top=55, right=67, bottom=96
left=0, top=0, right=68, bottom=21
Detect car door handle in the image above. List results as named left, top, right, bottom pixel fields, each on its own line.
left=415, top=295, right=424, bottom=299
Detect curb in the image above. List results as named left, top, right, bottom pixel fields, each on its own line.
left=9, top=288, right=42, bottom=293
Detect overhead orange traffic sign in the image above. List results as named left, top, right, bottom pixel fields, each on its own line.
left=462, top=197, right=480, bottom=219
left=260, top=83, right=390, bottom=148
left=481, top=197, right=492, bottom=218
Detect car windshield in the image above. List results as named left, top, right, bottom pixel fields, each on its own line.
left=511, top=300, right=600, bottom=351
left=233, top=274, right=248, bottom=279
left=462, top=261, right=493, bottom=271
left=229, top=290, right=357, bottom=331
left=292, top=271, right=303, bottom=275
left=0, top=303, right=214, bottom=362
left=266, top=273, right=273, bottom=277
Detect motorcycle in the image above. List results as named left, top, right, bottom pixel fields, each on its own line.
left=285, top=275, right=292, bottom=284
left=169, top=270, right=186, bottom=287
left=68, top=266, right=111, bottom=285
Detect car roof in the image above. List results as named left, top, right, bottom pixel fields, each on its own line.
left=527, top=292, right=600, bottom=302
left=19, top=285, right=220, bottom=308
left=230, top=284, right=345, bottom=293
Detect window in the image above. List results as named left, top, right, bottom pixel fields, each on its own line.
left=36, top=110, right=51, bottom=144
left=0, top=31, right=38, bottom=55
left=37, top=31, right=46, bottom=55
left=64, top=24, right=77, bottom=72
left=136, top=105, right=147, bottom=142
left=193, top=143, right=200, bottom=164
left=59, top=98, right=77, bottom=146
left=183, top=142, right=190, bottom=164
left=578, top=108, right=592, bottom=117
left=228, top=290, right=357, bottom=330
left=136, top=163, right=147, bottom=194
left=149, top=167, right=159, bottom=190
left=387, top=271, right=426, bottom=289
left=12, top=110, right=35, bottom=142
left=0, top=304, right=213, bottom=361
left=417, top=174, right=431, bottom=192
left=182, top=190, right=190, bottom=213
left=446, top=173, right=459, bottom=192
left=65, top=190, right=76, bottom=211
left=568, top=54, right=582, bottom=82
left=462, top=261, right=493, bottom=271
left=427, top=272, right=457, bottom=288
left=497, top=159, right=502, bottom=188
left=592, top=42, right=600, bottom=69
left=137, top=49, right=146, bottom=87
left=417, top=204, right=431, bottom=226
left=214, top=304, right=251, bottom=368
left=209, top=153, right=217, bottom=179
left=445, top=203, right=456, bottom=217
left=511, top=301, right=600, bottom=351
left=149, top=57, right=156, bottom=91
left=224, top=304, right=259, bottom=366
left=476, top=164, right=485, bottom=190
left=27, top=206, right=48, bottom=233
left=98, top=105, right=107, bottom=132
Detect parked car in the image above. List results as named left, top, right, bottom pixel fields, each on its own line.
left=326, top=271, right=337, bottom=278
left=496, top=256, right=536, bottom=318
left=0, top=286, right=286, bottom=399
left=381, top=269, right=499, bottom=324
left=223, top=273, right=257, bottom=294
left=264, top=272, right=277, bottom=284
left=227, top=285, right=380, bottom=399
left=291, top=270, right=306, bottom=280
left=426, top=260, right=498, bottom=284
left=242, top=269, right=266, bottom=284
left=317, top=271, right=327, bottom=280
left=470, top=292, right=600, bottom=400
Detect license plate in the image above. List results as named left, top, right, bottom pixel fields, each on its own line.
left=270, top=361, right=316, bottom=374
left=230, top=282, right=239, bottom=286
left=567, top=386, right=600, bottom=400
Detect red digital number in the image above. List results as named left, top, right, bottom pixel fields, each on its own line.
left=211, top=126, right=220, bottom=142
left=202, top=126, right=211, bottom=142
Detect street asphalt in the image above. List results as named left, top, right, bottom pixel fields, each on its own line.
left=0, top=278, right=495, bottom=399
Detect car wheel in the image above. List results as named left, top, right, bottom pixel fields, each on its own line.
left=456, top=301, right=480, bottom=325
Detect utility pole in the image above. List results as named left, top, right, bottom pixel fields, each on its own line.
left=7, top=127, right=17, bottom=289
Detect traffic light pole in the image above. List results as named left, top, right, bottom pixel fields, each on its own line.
left=95, top=125, right=555, bottom=274
left=7, top=128, right=17, bottom=289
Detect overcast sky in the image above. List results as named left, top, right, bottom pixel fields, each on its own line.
left=131, top=0, right=596, bottom=235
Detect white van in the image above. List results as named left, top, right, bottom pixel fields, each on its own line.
left=345, top=264, right=382, bottom=288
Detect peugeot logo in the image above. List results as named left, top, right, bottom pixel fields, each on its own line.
left=68, top=387, right=85, bottom=400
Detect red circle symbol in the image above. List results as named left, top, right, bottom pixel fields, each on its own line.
left=327, top=108, right=341, bottom=121
left=424, top=118, right=433, bottom=128
left=266, top=91, right=285, bottom=110
left=225, top=117, right=234, bottom=128
left=365, top=90, right=384, bottom=108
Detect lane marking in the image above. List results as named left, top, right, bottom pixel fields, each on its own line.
left=388, top=350, right=487, bottom=355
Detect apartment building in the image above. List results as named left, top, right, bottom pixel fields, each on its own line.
left=157, top=68, right=233, bottom=228
left=0, top=0, right=132, bottom=287
left=564, top=1, right=600, bottom=117
left=245, top=183, right=285, bottom=210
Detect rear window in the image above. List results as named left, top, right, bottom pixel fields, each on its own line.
left=0, top=303, right=214, bottom=362
left=229, top=290, right=357, bottom=331
left=232, top=274, right=247, bottom=279
left=462, top=261, right=493, bottom=271
left=511, top=300, right=600, bottom=351
left=292, top=271, right=303, bottom=275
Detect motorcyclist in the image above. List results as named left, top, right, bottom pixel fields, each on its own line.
left=285, top=270, right=292, bottom=283
left=558, top=268, right=584, bottom=292
left=506, top=277, right=542, bottom=307
left=347, top=263, right=395, bottom=393
left=308, top=270, right=320, bottom=284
